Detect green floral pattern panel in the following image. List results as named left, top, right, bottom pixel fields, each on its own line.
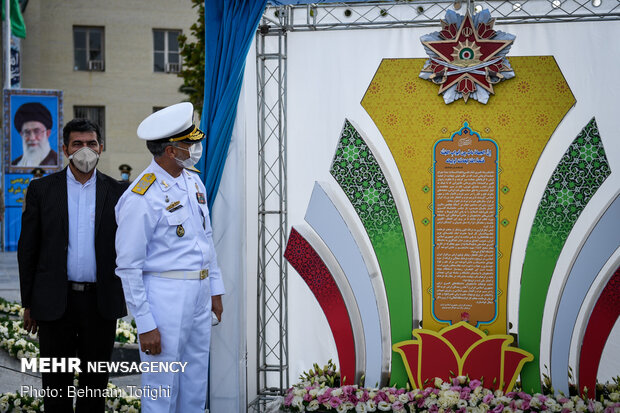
left=330, top=119, right=412, bottom=386
left=519, top=117, right=611, bottom=391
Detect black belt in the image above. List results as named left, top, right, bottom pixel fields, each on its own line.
left=68, top=282, right=96, bottom=292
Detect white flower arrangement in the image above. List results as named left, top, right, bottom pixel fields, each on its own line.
left=0, top=319, right=39, bottom=359
left=0, top=391, right=43, bottom=412
left=115, top=319, right=138, bottom=345
left=282, top=364, right=620, bottom=413
left=0, top=299, right=139, bottom=362
left=0, top=299, right=143, bottom=411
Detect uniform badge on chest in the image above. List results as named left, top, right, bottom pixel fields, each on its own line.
left=176, top=224, right=185, bottom=237
left=195, top=182, right=206, bottom=204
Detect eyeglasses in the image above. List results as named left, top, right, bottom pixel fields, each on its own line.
left=21, top=128, right=48, bottom=138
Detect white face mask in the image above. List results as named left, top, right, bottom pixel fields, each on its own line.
left=174, top=142, right=203, bottom=169
left=68, top=147, right=100, bottom=173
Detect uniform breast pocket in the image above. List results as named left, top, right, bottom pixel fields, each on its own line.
left=166, top=208, right=190, bottom=238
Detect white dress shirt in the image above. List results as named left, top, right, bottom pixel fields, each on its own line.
left=66, top=167, right=97, bottom=282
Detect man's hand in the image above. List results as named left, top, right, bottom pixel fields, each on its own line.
left=212, top=295, right=223, bottom=322
left=23, top=308, right=38, bottom=334
left=139, top=328, right=161, bottom=355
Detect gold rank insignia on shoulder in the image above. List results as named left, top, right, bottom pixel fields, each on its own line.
left=166, top=201, right=183, bottom=212
left=132, top=173, right=156, bottom=195
left=176, top=224, right=185, bottom=237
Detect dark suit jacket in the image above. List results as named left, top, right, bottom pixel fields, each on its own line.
left=18, top=168, right=129, bottom=321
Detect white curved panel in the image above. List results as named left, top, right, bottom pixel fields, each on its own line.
left=569, top=247, right=620, bottom=382
left=539, top=176, right=619, bottom=383
left=293, top=224, right=366, bottom=385
left=549, top=192, right=620, bottom=395
left=305, top=181, right=388, bottom=387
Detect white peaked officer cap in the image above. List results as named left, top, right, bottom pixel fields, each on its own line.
left=137, top=102, right=206, bottom=143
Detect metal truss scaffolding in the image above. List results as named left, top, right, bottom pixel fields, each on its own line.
left=251, top=0, right=618, bottom=411
left=251, top=24, right=289, bottom=413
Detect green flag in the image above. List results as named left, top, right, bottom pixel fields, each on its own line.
left=1, top=0, right=26, bottom=39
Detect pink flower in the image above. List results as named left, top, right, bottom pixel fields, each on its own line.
left=284, top=391, right=295, bottom=405
left=460, top=387, right=471, bottom=399
left=492, top=404, right=505, bottom=413
left=518, top=391, right=531, bottom=400
left=469, top=379, right=482, bottom=389
left=329, top=396, right=342, bottom=408
left=483, top=394, right=494, bottom=404
left=392, top=400, right=405, bottom=411
left=317, top=392, right=331, bottom=404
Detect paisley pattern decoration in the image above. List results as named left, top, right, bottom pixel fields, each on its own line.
left=331, top=120, right=402, bottom=248
left=519, top=117, right=611, bottom=390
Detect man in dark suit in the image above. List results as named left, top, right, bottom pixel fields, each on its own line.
left=18, top=118, right=128, bottom=413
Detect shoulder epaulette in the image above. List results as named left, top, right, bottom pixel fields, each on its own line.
left=132, top=173, right=156, bottom=195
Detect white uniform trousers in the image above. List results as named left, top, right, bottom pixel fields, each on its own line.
left=139, top=275, right=212, bottom=413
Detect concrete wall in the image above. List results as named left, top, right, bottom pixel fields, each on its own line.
left=19, top=0, right=198, bottom=178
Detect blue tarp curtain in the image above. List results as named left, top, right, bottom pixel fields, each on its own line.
left=200, top=0, right=267, bottom=210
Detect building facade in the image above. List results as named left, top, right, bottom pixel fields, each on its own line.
left=17, top=0, right=197, bottom=178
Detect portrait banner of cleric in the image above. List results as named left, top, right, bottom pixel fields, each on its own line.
left=11, top=102, right=59, bottom=167
left=18, top=118, right=129, bottom=413
left=115, top=102, right=225, bottom=413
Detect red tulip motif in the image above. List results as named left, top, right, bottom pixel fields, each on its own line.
left=393, top=321, right=533, bottom=392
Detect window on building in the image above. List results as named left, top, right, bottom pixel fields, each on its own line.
left=74, top=27, right=105, bottom=71
left=74, top=106, right=106, bottom=149
left=153, top=29, right=181, bottom=73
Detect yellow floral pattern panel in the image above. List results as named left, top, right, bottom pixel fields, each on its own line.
left=361, top=56, right=575, bottom=334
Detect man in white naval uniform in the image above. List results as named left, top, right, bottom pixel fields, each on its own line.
left=115, top=102, right=224, bottom=413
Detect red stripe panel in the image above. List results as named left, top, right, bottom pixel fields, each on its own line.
left=284, top=227, right=356, bottom=384
left=578, top=267, right=620, bottom=394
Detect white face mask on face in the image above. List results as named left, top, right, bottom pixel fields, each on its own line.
left=174, top=141, right=203, bottom=169
left=68, top=147, right=100, bottom=173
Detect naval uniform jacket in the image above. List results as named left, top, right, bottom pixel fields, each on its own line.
left=18, top=167, right=128, bottom=321
left=114, top=159, right=225, bottom=334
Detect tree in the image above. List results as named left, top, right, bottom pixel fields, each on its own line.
left=178, top=0, right=205, bottom=116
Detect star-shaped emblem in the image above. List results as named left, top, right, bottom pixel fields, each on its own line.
left=420, top=11, right=515, bottom=103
